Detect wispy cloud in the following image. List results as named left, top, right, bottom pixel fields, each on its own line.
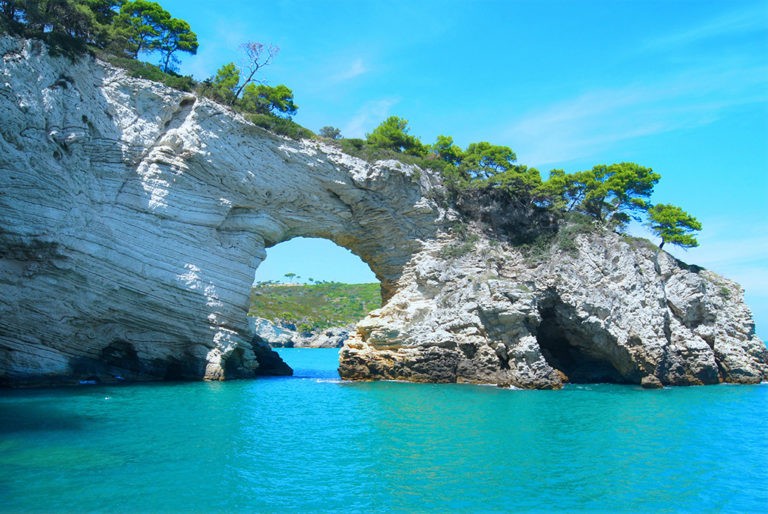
left=505, top=62, right=767, bottom=167
left=341, top=98, right=399, bottom=138
left=332, top=58, right=368, bottom=83
left=503, top=3, right=768, bottom=167
left=643, top=3, right=768, bottom=50
left=687, top=224, right=768, bottom=271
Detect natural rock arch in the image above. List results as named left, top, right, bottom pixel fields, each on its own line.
left=1, top=36, right=766, bottom=388
left=0, top=36, right=443, bottom=385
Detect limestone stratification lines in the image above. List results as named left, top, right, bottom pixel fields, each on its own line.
left=1, top=35, right=765, bottom=388
left=0, top=35, right=439, bottom=385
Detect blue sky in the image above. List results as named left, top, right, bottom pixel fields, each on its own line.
left=158, top=0, right=767, bottom=338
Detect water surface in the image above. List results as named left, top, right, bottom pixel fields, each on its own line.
left=1, top=348, right=766, bottom=512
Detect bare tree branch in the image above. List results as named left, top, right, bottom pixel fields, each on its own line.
left=231, top=41, right=279, bottom=103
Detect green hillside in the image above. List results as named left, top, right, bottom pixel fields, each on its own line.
left=249, top=282, right=381, bottom=332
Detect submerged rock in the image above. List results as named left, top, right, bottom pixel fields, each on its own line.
left=1, top=36, right=765, bottom=388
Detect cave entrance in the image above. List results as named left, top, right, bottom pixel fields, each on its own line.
left=536, top=295, right=628, bottom=384
left=249, top=237, right=382, bottom=377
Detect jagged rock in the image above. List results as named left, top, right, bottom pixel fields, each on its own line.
left=249, top=318, right=298, bottom=348
left=1, top=36, right=766, bottom=388
left=305, top=326, right=352, bottom=348
left=248, top=317, right=352, bottom=348
left=339, top=232, right=768, bottom=389
left=641, top=375, right=664, bottom=389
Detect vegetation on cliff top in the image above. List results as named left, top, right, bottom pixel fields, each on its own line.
left=0, top=0, right=309, bottom=138
left=250, top=282, right=381, bottom=333
left=1, top=2, right=701, bottom=248
left=331, top=115, right=702, bottom=250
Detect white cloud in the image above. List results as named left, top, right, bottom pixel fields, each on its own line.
left=504, top=63, right=768, bottom=167
left=503, top=3, right=768, bottom=168
left=643, top=4, right=768, bottom=51
left=332, top=58, right=368, bottom=83
left=341, top=98, right=400, bottom=138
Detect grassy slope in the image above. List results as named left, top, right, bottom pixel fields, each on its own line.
left=249, top=282, right=381, bottom=331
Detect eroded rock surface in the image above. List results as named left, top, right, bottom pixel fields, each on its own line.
left=1, top=36, right=765, bottom=387
left=0, top=37, right=440, bottom=385
left=340, top=232, right=767, bottom=388
left=249, top=317, right=352, bottom=348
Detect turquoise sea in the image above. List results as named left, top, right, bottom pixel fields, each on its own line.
left=1, top=348, right=766, bottom=513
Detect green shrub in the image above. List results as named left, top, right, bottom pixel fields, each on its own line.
left=620, top=233, right=659, bottom=253
left=518, top=212, right=595, bottom=263
left=439, top=233, right=479, bottom=259
left=340, top=138, right=366, bottom=153
left=245, top=113, right=315, bottom=140
left=41, top=32, right=90, bottom=59
left=551, top=212, right=595, bottom=255
left=249, top=282, right=382, bottom=330
left=99, top=52, right=195, bottom=91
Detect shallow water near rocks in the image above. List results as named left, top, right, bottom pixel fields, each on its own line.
left=1, top=348, right=766, bottom=513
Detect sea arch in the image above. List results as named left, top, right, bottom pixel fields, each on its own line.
left=1, top=42, right=766, bottom=387
left=0, top=53, right=443, bottom=385
left=130, top=125, right=442, bottom=382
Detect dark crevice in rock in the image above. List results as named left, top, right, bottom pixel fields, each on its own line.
left=223, top=347, right=248, bottom=378
left=714, top=354, right=727, bottom=383
left=251, top=336, right=293, bottom=376
left=100, top=339, right=140, bottom=375
left=490, top=343, right=512, bottom=370
left=162, top=359, right=188, bottom=381
left=459, top=343, right=477, bottom=359
left=535, top=293, right=628, bottom=384
left=663, top=311, right=672, bottom=345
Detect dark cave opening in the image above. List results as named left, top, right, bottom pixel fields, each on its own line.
left=223, top=347, right=247, bottom=378
left=536, top=302, right=626, bottom=384
left=100, top=339, right=140, bottom=375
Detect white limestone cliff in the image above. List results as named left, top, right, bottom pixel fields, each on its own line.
left=340, top=230, right=767, bottom=387
left=0, top=36, right=439, bottom=385
left=1, top=36, right=765, bottom=387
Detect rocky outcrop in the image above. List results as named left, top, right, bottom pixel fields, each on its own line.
left=339, top=231, right=768, bottom=388
left=249, top=318, right=352, bottom=348
left=1, top=36, right=765, bottom=387
left=0, top=37, right=439, bottom=386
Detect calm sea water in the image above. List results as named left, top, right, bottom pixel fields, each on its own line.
left=1, top=348, right=766, bottom=513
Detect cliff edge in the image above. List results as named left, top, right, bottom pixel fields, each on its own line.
left=1, top=36, right=765, bottom=387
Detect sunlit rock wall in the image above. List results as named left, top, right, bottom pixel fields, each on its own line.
left=1, top=36, right=765, bottom=388
left=340, top=230, right=768, bottom=388
left=0, top=36, right=441, bottom=385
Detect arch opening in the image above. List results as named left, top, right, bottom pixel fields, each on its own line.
left=248, top=237, right=382, bottom=358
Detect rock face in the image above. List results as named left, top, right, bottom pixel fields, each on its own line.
left=0, top=37, right=438, bottom=386
left=249, top=317, right=352, bottom=348
left=340, top=230, right=767, bottom=387
left=1, top=37, right=766, bottom=387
